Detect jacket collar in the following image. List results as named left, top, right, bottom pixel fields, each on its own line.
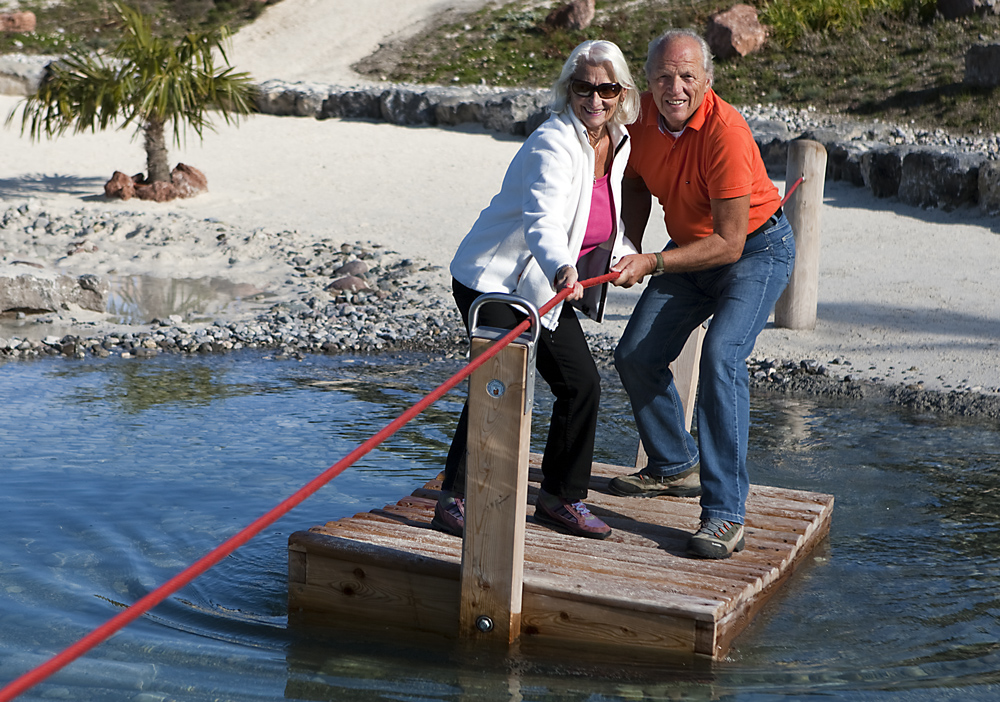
left=563, top=108, right=629, bottom=150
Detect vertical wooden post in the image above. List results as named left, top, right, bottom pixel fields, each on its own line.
left=774, top=139, right=827, bottom=330
left=635, top=324, right=705, bottom=469
left=460, top=335, right=532, bottom=644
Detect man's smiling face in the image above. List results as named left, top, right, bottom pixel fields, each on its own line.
left=647, top=35, right=712, bottom=132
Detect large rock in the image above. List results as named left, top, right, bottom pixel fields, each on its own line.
left=321, top=87, right=384, bottom=120
left=254, top=81, right=301, bottom=115
left=938, top=0, right=999, bottom=19
left=545, top=0, right=595, bottom=30
left=170, top=163, right=208, bottom=198
left=706, top=4, right=767, bottom=59
left=747, top=118, right=791, bottom=172
left=898, top=149, right=984, bottom=210
left=0, top=12, right=35, bottom=32
left=434, top=94, right=485, bottom=126
left=965, top=43, right=1000, bottom=87
left=104, top=171, right=136, bottom=200
left=979, top=160, right=1000, bottom=216
left=0, top=269, right=108, bottom=314
left=380, top=86, right=436, bottom=125
left=482, top=90, right=548, bottom=135
left=797, top=128, right=865, bottom=186
left=0, top=53, right=53, bottom=95
left=860, top=147, right=915, bottom=198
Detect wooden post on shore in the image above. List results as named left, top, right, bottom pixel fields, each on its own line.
left=460, top=312, right=536, bottom=644
left=635, top=324, right=705, bottom=469
left=775, top=139, right=827, bottom=330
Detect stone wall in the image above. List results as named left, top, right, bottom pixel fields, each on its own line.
left=255, top=79, right=999, bottom=217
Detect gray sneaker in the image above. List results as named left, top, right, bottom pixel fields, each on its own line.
left=607, top=464, right=701, bottom=497
left=688, top=518, right=745, bottom=559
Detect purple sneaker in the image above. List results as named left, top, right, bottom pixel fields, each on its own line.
left=431, top=492, right=465, bottom=537
left=534, top=489, right=611, bottom=540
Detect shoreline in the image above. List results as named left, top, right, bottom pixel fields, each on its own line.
left=2, top=198, right=999, bottom=420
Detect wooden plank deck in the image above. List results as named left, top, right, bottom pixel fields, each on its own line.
left=288, top=454, right=834, bottom=658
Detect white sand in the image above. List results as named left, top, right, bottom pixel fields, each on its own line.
left=1, top=0, right=998, bottom=394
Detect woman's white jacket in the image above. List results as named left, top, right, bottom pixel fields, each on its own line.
left=450, top=109, right=637, bottom=330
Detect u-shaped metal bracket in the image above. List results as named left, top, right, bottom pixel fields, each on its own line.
left=468, top=293, right=540, bottom=416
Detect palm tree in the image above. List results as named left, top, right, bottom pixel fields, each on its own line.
left=7, top=2, right=256, bottom=184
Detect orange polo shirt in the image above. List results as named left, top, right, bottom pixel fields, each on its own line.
left=625, top=89, right=780, bottom=247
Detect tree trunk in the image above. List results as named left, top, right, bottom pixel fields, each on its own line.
left=144, top=118, right=171, bottom=183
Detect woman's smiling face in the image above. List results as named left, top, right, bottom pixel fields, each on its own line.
left=569, top=62, right=620, bottom=136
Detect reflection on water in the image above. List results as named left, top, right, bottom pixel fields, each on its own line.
left=1, top=352, right=999, bottom=700
left=107, top=275, right=274, bottom=324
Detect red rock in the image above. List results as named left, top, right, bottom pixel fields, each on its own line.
left=171, top=163, right=208, bottom=198
left=706, top=4, right=766, bottom=59
left=544, top=0, right=595, bottom=31
left=104, top=171, right=135, bottom=200
left=1, top=12, right=36, bottom=33
left=134, top=180, right=174, bottom=202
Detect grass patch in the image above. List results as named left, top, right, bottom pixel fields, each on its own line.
left=354, top=0, right=1000, bottom=136
left=0, top=0, right=267, bottom=55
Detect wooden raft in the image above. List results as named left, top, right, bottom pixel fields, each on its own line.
left=288, top=454, right=833, bottom=659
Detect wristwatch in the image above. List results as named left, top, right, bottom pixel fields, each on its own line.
left=654, top=251, right=665, bottom=274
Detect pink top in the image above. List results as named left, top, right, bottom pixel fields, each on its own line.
left=578, top=172, right=613, bottom=260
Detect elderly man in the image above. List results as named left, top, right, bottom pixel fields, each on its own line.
left=609, top=29, right=795, bottom=559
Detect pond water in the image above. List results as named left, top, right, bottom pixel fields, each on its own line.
left=1, top=351, right=999, bottom=701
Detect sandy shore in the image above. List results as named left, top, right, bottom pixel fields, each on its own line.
left=2, top=0, right=999, bottom=402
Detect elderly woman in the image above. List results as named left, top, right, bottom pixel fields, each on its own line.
left=433, top=40, right=640, bottom=540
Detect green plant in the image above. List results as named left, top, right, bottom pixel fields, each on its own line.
left=758, top=0, right=938, bottom=45
left=6, top=2, right=256, bottom=183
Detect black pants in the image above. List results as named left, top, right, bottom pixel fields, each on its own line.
left=443, top=278, right=600, bottom=501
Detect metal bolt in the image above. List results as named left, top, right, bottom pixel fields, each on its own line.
left=486, top=379, right=505, bottom=398
left=475, top=615, right=494, bottom=633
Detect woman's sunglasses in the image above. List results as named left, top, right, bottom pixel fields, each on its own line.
left=570, top=79, right=623, bottom=99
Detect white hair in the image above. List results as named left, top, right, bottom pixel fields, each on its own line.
left=645, top=29, right=714, bottom=83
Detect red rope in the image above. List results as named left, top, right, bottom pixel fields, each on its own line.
left=0, top=270, right=620, bottom=702
left=782, top=175, right=804, bottom=206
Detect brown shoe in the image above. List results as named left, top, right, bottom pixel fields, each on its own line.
left=430, top=492, right=465, bottom=537
left=607, top=464, right=701, bottom=497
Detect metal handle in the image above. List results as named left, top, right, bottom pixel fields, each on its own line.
left=466, top=292, right=540, bottom=416
left=468, top=292, right=541, bottom=346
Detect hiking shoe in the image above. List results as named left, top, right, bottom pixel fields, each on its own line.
left=431, top=492, right=465, bottom=537
left=607, top=464, right=701, bottom=497
left=688, top=518, right=745, bottom=559
left=534, top=489, right=611, bottom=540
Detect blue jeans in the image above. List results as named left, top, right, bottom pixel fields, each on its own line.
left=614, top=215, right=795, bottom=524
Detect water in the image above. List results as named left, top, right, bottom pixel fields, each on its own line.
left=105, top=275, right=275, bottom=325
left=1, top=351, right=999, bottom=701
